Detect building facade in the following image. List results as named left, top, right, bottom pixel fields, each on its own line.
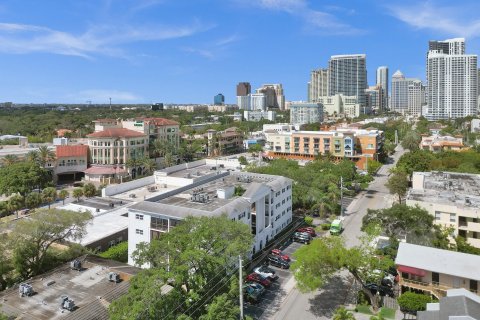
left=396, top=242, right=480, bottom=299
left=256, top=84, right=285, bottom=110
left=308, top=68, right=329, bottom=102
left=214, top=93, right=225, bottom=106
left=289, top=102, right=324, bottom=126
left=250, top=93, right=267, bottom=111
left=419, top=134, right=466, bottom=152
left=128, top=161, right=293, bottom=265
left=407, top=80, right=426, bottom=116
left=206, top=128, right=244, bottom=157
left=365, top=85, right=383, bottom=113
left=328, top=54, right=367, bottom=107
left=243, top=110, right=276, bottom=122
left=407, top=171, right=480, bottom=249
left=391, top=70, right=421, bottom=114
left=376, top=66, right=389, bottom=110
left=317, top=94, right=362, bottom=118
left=426, top=38, right=478, bottom=120
left=265, top=128, right=384, bottom=170
left=236, top=82, right=251, bottom=110
left=54, top=145, right=88, bottom=182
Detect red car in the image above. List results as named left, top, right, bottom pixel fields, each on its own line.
left=297, top=227, right=316, bottom=237
left=271, top=249, right=290, bottom=262
left=245, top=273, right=271, bottom=287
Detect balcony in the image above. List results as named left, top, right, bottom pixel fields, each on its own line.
left=399, top=278, right=449, bottom=299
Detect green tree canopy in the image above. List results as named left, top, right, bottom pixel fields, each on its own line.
left=83, top=183, right=96, bottom=198
left=291, top=235, right=393, bottom=311
left=385, top=170, right=409, bottom=203
left=0, top=161, right=50, bottom=196
left=72, top=188, right=84, bottom=202
left=401, top=131, right=421, bottom=151
left=397, top=291, right=433, bottom=314
left=10, top=208, right=92, bottom=278
left=41, top=187, right=57, bottom=209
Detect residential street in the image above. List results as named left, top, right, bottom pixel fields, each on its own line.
left=269, top=145, right=407, bottom=320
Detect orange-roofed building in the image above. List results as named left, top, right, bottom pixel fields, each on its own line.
left=54, top=145, right=88, bottom=181
left=56, top=128, right=73, bottom=138
left=420, top=134, right=467, bottom=152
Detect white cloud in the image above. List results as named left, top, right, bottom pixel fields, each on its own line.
left=388, top=1, right=480, bottom=38
left=0, top=21, right=211, bottom=58
left=253, top=0, right=362, bottom=35
left=73, top=89, right=141, bottom=103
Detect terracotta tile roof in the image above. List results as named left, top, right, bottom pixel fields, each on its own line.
left=56, top=145, right=88, bottom=158
left=87, top=128, right=146, bottom=138
left=140, top=117, right=179, bottom=126
left=56, top=128, right=72, bottom=137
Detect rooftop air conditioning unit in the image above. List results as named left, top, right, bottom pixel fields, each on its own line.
left=59, top=295, right=75, bottom=311
left=70, top=259, right=82, bottom=271
left=19, top=283, right=34, bottom=297
left=108, top=272, right=121, bottom=283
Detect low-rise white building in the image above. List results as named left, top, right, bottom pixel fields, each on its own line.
left=243, top=110, right=276, bottom=122
left=407, top=171, right=480, bottom=248
left=127, top=160, right=293, bottom=266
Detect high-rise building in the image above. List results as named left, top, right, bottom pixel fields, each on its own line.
left=328, top=54, right=367, bottom=107
left=236, top=82, right=251, bottom=96
left=214, top=93, right=225, bottom=106
left=256, top=84, right=285, bottom=110
left=308, top=68, right=328, bottom=102
left=391, top=70, right=420, bottom=114
left=376, top=66, right=389, bottom=110
left=289, top=102, right=324, bottom=125
left=408, top=80, right=426, bottom=116
left=426, top=38, right=478, bottom=120
left=250, top=93, right=267, bottom=111
left=237, top=96, right=250, bottom=110
left=365, top=85, right=383, bottom=113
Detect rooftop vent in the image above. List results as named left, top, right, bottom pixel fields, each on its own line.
left=236, top=176, right=253, bottom=183
left=108, top=272, right=121, bottom=283
left=191, top=192, right=210, bottom=203
left=59, top=295, right=75, bottom=311
left=70, top=259, right=82, bottom=271
left=19, top=283, right=34, bottom=297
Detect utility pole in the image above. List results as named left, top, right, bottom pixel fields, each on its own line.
left=109, top=97, right=112, bottom=110
left=394, top=129, right=398, bottom=145
left=239, top=255, right=244, bottom=320
left=340, top=176, right=343, bottom=218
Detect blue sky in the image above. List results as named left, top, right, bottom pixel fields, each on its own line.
left=0, top=0, right=480, bottom=104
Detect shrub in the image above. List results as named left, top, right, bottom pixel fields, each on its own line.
left=321, top=223, right=331, bottom=230
left=398, top=291, right=433, bottom=314
left=304, top=216, right=313, bottom=225
left=99, top=242, right=128, bottom=263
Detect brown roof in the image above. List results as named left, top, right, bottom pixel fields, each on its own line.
left=87, top=128, right=146, bottom=138
left=93, top=118, right=118, bottom=122
left=56, top=145, right=88, bottom=158
left=140, top=117, right=179, bottom=126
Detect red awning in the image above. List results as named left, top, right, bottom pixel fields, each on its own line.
left=397, top=265, right=426, bottom=277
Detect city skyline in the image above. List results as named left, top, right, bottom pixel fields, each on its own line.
left=1, top=0, right=480, bottom=104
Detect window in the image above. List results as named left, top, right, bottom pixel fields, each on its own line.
left=435, top=211, right=441, bottom=220
left=135, top=214, right=144, bottom=220
left=136, top=229, right=143, bottom=235
left=151, top=230, right=161, bottom=240
left=450, top=213, right=456, bottom=223
left=170, top=219, right=181, bottom=228
left=109, top=240, right=116, bottom=248
left=151, top=217, right=168, bottom=231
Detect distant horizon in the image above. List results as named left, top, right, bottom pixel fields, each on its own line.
left=0, top=0, right=479, bottom=104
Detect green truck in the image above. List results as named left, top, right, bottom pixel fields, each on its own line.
left=329, top=219, right=343, bottom=235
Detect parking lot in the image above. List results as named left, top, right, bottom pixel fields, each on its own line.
left=244, top=240, right=304, bottom=320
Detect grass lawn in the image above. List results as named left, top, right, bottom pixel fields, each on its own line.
left=353, top=305, right=396, bottom=319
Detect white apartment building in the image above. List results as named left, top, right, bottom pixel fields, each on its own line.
left=243, top=110, right=276, bottom=122
left=407, top=171, right=480, bottom=248
left=328, top=54, right=367, bottom=107
left=308, top=68, right=328, bottom=102
left=250, top=93, right=267, bottom=111
left=408, top=80, right=426, bottom=116
left=237, top=95, right=250, bottom=110
left=391, top=70, right=420, bottom=114
left=289, top=102, right=324, bottom=125
left=317, top=94, right=361, bottom=118
left=127, top=160, right=293, bottom=265
left=426, top=38, right=478, bottom=120
left=365, top=85, right=383, bottom=113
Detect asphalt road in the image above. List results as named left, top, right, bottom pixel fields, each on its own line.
left=269, top=145, right=407, bottom=320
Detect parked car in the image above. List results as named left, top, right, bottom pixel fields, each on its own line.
left=271, top=249, right=290, bottom=262
left=245, top=273, right=271, bottom=287
left=243, top=284, right=262, bottom=303
left=266, top=254, right=290, bottom=269
left=364, top=283, right=395, bottom=298
left=253, top=266, right=278, bottom=280
left=292, top=232, right=311, bottom=244
left=245, top=282, right=265, bottom=295
left=297, top=227, right=316, bottom=237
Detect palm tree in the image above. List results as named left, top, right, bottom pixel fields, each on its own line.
left=126, top=157, right=142, bottom=178
left=58, top=189, right=69, bottom=205
left=26, top=150, right=40, bottom=164
left=72, top=188, right=84, bottom=202
left=7, top=194, right=24, bottom=218
left=142, top=157, right=157, bottom=175
left=41, top=187, right=57, bottom=209
left=333, top=307, right=355, bottom=320
left=37, top=145, right=56, bottom=167
left=1, top=154, right=19, bottom=166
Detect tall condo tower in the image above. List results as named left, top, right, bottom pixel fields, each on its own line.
left=328, top=54, right=367, bottom=107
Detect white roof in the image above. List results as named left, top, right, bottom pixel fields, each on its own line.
left=395, top=243, right=480, bottom=281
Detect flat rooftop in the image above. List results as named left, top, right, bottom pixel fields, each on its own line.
left=0, top=256, right=141, bottom=320
left=408, top=171, right=480, bottom=208
left=130, top=171, right=290, bottom=219
left=396, top=243, right=480, bottom=281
